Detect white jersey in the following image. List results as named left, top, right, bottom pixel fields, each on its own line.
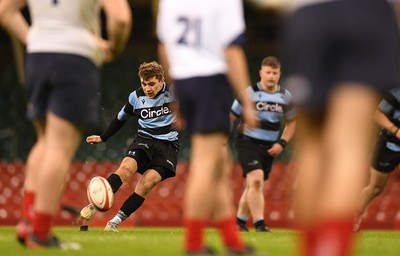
left=27, top=0, right=102, bottom=66
left=157, top=0, right=246, bottom=79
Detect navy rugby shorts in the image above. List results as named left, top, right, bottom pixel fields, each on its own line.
left=371, top=135, right=400, bottom=173
left=125, top=135, right=179, bottom=180
left=174, top=74, right=233, bottom=135
left=283, top=0, right=400, bottom=110
left=26, top=53, right=101, bottom=130
left=236, top=134, right=274, bottom=180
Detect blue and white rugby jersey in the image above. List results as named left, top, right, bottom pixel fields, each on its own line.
left=117, top=83, right=178, bottom=141
left=379, top=87, right=400, bottom=152
left=231, top=83, right=296, bottom=142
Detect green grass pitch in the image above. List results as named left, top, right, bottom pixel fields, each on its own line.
left=1, top=226, right=400, bottom=255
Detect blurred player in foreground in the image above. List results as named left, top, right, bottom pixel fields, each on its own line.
left=80, top=61, right=180, bottom=232
left=0, top=0, right=131, bottom=249
left=283, top=0, right=400, bottom=255
left=232, top=56, right=296, bottom=232
left=157, top=0, right=258, bottom=255
left=354, top=88, right=400, bottom=232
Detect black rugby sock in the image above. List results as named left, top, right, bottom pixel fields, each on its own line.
left=107, top=173, right=123, bottom=194
left=253, top=219, right=265, bottom=228
left=120, top=192, right=145, bottom=217
left=237, top=217, right=247, bottom=226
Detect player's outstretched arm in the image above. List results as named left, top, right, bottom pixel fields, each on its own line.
left=101, top=0, right=132, bottom=58
left=86, top=135, right=103, bottom=145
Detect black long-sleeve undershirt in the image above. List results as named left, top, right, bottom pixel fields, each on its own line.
left=100, top=116, right=127, bottom=142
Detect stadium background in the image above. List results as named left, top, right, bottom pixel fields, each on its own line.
left=1, top=0, right=400, bottom=230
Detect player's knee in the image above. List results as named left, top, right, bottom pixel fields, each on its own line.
left=116, top=165, right=135, bottom=182
left=139, top=179, right=159, bottom=195
left=248, top=179, right=263, bottom=191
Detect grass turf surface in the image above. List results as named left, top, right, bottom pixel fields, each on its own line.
left=1, top=226, right=400, bottom=255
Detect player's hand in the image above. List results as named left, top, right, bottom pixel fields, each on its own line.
left=242, top=104, right=259, bottom=129
left=172, top=111, right=186, bottom=131
left=170, top=102, right=186, bottom=131
left=267, top=143, right=283, bottom=157
left=96, top=37, right=114, bottom=64
left=239, top=91, right=259, bottom=129
left=86, top=135, right=103, bottom=145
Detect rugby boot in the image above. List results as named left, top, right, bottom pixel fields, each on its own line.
left=16, top=219, right=32, bottom=244
left=104, top=220, right=119, bottom=232
left=227, top=245, right=256, bottom=256
left=255, top=225, right=271, bottom=232
left=238, top=224, right=249, bottom=232
left=186, top=247, right=217, bottom=255
left=79, top=204, right=98, bottom=221
left=25, top=233, right=81, bottom=250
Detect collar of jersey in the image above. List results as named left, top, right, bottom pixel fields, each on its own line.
left=153, top=82, right=167, bottom=98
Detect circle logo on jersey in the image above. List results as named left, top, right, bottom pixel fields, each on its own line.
left=256, top=101, right=283, bottom=113
left=140, top=106, right=171, bottom=119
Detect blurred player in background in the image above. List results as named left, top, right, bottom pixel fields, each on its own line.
left=354, top=88, right=400, bottom=232
left=0, top=0, right=27, bottom=44
left=79, top=61, right=180, bottom=232
left=157, top=0, right=258, bottom=255
left=0, top=0, right=26, bottom=84
left=282, top=0, right=400, bottom=255
left=0, top=0, right=131, bottom=249
left=232, top=56, right=296, bottom=232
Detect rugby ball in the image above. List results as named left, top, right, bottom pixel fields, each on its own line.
left=87, top=176, right=114, bottom=212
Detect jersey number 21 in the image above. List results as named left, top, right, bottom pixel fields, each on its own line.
left=177, top=16, right=201, bottom=47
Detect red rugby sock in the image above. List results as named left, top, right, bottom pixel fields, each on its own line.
left=300, top=228, right=317, bottom=256
left=32, top=212, right=53, bottom=240
left=215, top=216, right=245, bottom=251
left=22, top=191, right=35, bottom=222
left=313, top=218, right=354, bottom=256
left=184, top=218, right=208, bottom=252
